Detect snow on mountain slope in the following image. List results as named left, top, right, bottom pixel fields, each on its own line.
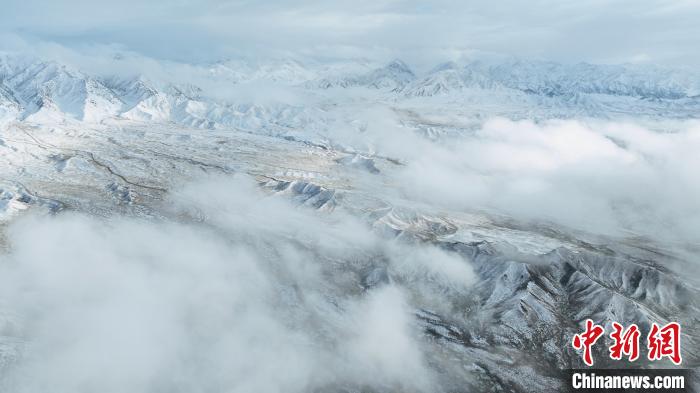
left=99, top=76, right=158, bottom=112
left=405, top=59, right=700, bottom=99
left=0, top=118, right=697, bottom=392
left=1, top=53, right=699, bottom=392
left=0, top=82, right=20, bottom=124
left=0, top=57, right=123, bottom=122
left=1, top=54, right=698, bottom=134
left=210, top=58, right=318, bottom=84
left=312, top=59, right=415, bottom=90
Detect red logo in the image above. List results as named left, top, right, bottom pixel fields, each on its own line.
left=647, top=322, right=682, bottom=365
left=609, top=322, right=640, bottom=362
left=572, top=320, right=682, bottom=366
left=572, top=319, right=605, bottom=366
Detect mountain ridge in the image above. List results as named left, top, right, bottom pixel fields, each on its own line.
left=1, top=54, right=699, bottom=131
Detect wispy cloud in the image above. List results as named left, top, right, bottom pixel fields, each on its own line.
left=0, top=175, right=474, bottom=392
left=386, top=117, right=700, bottom=243
left=1, top=0, right=699, bottom=66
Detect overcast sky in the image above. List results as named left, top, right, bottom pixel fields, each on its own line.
left=1, top=0, right=699, bottom=67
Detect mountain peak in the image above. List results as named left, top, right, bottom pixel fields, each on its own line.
left=384, top=59, right=414, bottom=76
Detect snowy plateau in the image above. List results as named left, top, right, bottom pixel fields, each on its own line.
left=0, top=52, right=699, bottom=393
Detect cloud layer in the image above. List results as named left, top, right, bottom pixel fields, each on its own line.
left=316, top=102, right=700, bottom=246
left=2, top=0, right=699, bottom=67
left=0, top=175, right=474, bottom=393
left=388, top=117, right=700, bottom=244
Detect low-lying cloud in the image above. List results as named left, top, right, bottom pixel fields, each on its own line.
left=389, top=117, right=700, bottom=244
left=281, top=102, right=700, bottom=246
left=0, top=175, right=474, bottom=393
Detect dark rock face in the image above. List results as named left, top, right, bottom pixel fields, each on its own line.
left=255, top=177, right=699, bottom=391
left=401, top=238, right=699, bottom=392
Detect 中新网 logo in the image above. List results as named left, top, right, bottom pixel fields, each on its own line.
left=572, top=319, right=681, bottom=366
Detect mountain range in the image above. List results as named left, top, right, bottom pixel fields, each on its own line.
left=2, top=54, right=699, bottom=134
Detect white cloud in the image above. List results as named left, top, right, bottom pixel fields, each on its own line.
left=0, top=174, right=472, bottom=392
left=389, top=117, right=700, bottom=243
left=1, top=0, right=698, bottom=67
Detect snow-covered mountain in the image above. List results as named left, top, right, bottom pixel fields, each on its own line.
left=406, top=59, right=700, bottom=99
left=312, top=59, right=416, bottom=90
left=1, top=52, right=699, bottom=392
left=1, top=54, right=698, bottom=132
